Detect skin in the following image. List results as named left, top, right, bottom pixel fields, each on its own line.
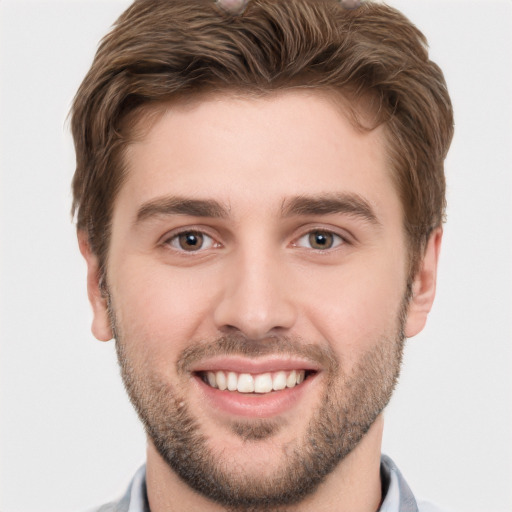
left=79, top=90, right=441, bottom=511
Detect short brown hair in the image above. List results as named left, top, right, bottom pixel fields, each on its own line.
left=71, top=0, right=454, bottom=275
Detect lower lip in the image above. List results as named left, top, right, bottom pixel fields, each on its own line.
left=194, top=374, right=317, bottom=418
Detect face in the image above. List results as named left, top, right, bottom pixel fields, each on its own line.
left=81, top=90, right=440, bottom=509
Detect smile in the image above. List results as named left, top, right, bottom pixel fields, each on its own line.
left=198, top=369, right=311, bottom=394
left=190, top=356, right=322, bottom=417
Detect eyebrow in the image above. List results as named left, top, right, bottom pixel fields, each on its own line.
left=135, top=193, right=380, bottom=226
left=281, top=193, right=380, bottom=225
left=136, top=196, right=229, bottom=223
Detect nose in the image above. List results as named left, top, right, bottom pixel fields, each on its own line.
left=213, top=249, right=298, bottom=340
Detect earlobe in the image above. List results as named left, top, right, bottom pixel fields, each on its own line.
left=77, top=230, right=113, bottom=342
left=404, top=227, right=443, bottom=338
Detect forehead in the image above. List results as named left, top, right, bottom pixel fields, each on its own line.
left=115, top=89, right=399, bottom=223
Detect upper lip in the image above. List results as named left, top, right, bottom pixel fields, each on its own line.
left=189, top=356, right=322, bottom=374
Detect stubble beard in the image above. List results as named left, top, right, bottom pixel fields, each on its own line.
left=112, top=297, right=409, bottom=512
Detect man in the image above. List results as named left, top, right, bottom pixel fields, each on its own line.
left=71, top=0, right=453, bottom=510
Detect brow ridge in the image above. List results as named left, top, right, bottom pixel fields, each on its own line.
left=136, top=196, right=229, bottom=223
left=135, top=193, right=379, bottom=226
left=281, top=193, right=380, bottom=225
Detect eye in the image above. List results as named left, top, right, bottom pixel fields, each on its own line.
left=167, top=230, right=216, bottom=252
left=295, top=230, right=344, bottom=250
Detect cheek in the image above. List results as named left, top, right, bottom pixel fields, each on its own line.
left=300, top=257, right=407, bottom=368
left=109, top=259, right=218, bottom=361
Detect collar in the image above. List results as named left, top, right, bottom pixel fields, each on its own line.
left=379, top=454, right=419, bottom=512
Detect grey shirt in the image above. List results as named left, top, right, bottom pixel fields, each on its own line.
left=91, top=454, right=444, bottom=512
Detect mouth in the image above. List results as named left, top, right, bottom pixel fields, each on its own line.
left=188, top=356, right=322, bottom=419
left=197, top=369, right=317, bottom=394
left=189, top=356, right=322, bottom=418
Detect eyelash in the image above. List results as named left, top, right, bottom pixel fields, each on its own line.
left=162, top=227, right=349, bottom=254
left=293, top=230, right=346, bottom=251
left=164, top=229, right=219, bottom=252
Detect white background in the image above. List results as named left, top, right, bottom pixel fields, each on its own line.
left=0, top=1, right=511, bottom=511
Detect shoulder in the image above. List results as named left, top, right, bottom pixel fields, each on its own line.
left=85, top=465, right=147, bottom=512
left=85, top=498, right=130, bottom=512
left=380, top=455, right=450, bottom=512
left=417, top=500, right=451, bottom=512
left=86, top=504, right=120, bottom=512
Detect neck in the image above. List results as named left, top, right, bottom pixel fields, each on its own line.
left=146, top=414, right=384, bottom=512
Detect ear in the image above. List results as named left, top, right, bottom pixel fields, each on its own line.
left=77, top=230, right=113, bottom=342
left=404, top=227, right=443, bottom=338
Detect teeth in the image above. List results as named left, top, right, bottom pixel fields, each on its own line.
left=286, top=370, right=297, bottom=388
left=237, top=374, right=254, bottom=393
left=216, top=371, right=227, bottom=391
left=254, top=373, right=273, bottom=393
left=272, top=371, right=287, bottom=391
left=207, top=371, right=217, bottom=388
left=227, top=371, right=238, bottom=391
left=202, top=370, right=307, bottom=393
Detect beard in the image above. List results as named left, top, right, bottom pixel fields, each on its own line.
left=111, top=295, right=409, bottom=512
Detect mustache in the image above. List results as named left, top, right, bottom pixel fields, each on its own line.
left=176, top=334, right=339, bottom=375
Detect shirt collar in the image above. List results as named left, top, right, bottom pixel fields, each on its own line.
left=380, top=454, right=419, bottom=512
left=125, top=465, right=150, bottom=512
